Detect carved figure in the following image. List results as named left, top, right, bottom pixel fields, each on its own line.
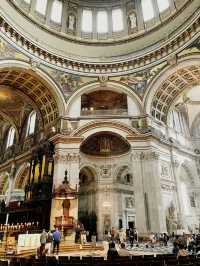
left=128, top=12, right=137, bottom=29
left=68, top=14, right=76, bottom=30
left=126, top=197, right=134, bottom=208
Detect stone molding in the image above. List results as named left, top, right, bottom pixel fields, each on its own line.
left=71, top=120, right=139, bottom=137
left=0, top=7, right=199, bottom=76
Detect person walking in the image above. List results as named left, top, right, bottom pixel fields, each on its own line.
left=52, top=228, right=61, bottom=254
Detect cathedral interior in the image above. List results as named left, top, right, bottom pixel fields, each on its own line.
left=0, top=0, right=200, bottom=242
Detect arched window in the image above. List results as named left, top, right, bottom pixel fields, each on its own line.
left=6, top=127, right=15, bottom=148
left=51, top=0, right=62, bottom=23
left=82, top=9, right=93, bottom=33
left=35, top=0, right=47, bottom=15
left=27, top=111, right=36, bottom=136
left=112, top=9, right=124, bottom=32
left=97, top=11, right=108, bottom=33
left=157, top=0, right=169, bottom=12
left=141, top=0, right=155, bottom=22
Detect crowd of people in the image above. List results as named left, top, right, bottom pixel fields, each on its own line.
left=36, top=226, right=200, bottom=259
left=106, top=229, right=200, bottom=259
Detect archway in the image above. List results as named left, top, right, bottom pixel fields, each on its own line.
left=79, top=131, right=133, bottom=239
left=78, top=166, right=97, bottom=238
left=144, top=56, right=200, bottom=123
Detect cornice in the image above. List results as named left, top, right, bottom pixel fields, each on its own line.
left=0, top=5, right=199, bottom=76
left=50, top=134, right=84, bottom=145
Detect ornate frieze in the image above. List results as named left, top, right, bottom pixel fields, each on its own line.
left=0, top=8, right=199, bottom=76
left=131, top=151, right=159, bottom=161
left=54, top=151, right=80, bottom=164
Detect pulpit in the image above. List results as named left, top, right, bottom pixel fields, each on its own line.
left=53, top=171, right=78, bottom=236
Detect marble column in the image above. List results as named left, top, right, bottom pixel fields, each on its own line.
left=50, top=142, right=80, bottom=229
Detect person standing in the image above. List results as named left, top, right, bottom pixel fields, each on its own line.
left=40, top=229, right=47, bottom=246
left=46, top=230, right=53, bottom=254
left=52, top=228, right=61, bottom=254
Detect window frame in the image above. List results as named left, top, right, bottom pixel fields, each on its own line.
left=26, top=111, right=37, bottom=137
left=50, top=0, right=63, bottom=24
left=35, top=0, right=48, bottom=15
left=81, top=9, right=93, bottom=33
left=141, top=0, right=155, bottom=22
left=97, top=10, right=109, bottom=34
left=112, top=8, right=124, bottom=32
left=6, top=127, right=15, bottom=149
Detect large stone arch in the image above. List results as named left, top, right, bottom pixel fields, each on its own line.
left=79, top=165, right=97, bottom=183
left=0, top=59, right=66, bottom=125
left=144, top=55, right=200, bottom=123
left=14, top=162, right=30, bottom=190
left=66, top=80, right=143, bottom=116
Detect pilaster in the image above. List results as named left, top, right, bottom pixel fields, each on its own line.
left=50, top=137, right=81, bottom=230
left=131, top=149, right=164, bottom=233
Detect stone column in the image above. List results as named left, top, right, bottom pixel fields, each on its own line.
left=172, top=159, right=188, bottom=231
left=131, top=151, right=147, bottom=233
left=6, top=163, right=16, bottom=206
left=50, top=141, right=80, bottom=230
left=142, top=151, right=164, bottom=233
left=131, top=150, right=164, bottom=233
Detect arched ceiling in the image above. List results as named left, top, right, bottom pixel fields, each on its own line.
left=151, top=65, right=200, bottom=123
left=0, top=68, right=59, bottom=126
left=0, top=0, right=199, bottom=76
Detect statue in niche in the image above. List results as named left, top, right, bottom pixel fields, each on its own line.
left=126, top=197, right=134, bottom=209
left=128, top=12, right=137, bottom=29
left=68, top=14, right=76, bottom=31
left=166, top=202, right=180, bottom=233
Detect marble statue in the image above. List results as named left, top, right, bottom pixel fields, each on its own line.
left=128, top=12, right=137, bottom=29
left=68, top=14, right=76, bottom=30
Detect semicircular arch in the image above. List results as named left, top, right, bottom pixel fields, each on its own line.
left=0, top=59, right=66, bottom=125
left=144, top=55, right=200, bottom=123
left=14, top=162, right=30, bottom=190
left=66, top=80, right=143, bottom=116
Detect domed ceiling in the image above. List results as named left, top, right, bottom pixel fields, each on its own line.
left=0, top=0, right=199, bottom=76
